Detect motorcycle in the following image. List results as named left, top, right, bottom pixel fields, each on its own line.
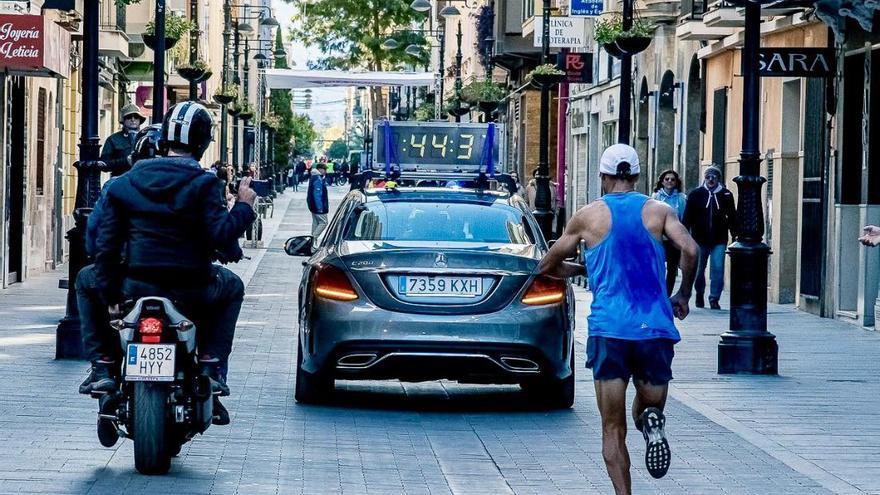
left=94, top=296, right=214, bottom=475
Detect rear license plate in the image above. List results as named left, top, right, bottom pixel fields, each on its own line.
left=125, top=344, right=175, bottom=382
left=399, top=276, right=483, bottom=297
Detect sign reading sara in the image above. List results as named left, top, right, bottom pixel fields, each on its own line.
left=757, top=48, right=835, bottom=78
left=533, top=16, right=588, bottom=48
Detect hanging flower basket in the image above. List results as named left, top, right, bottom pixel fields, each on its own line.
left=478, top=101, right=498, bottom=114
left=142, top=34, right=179, bottom=51
left=614, top=35, right=652, bottom=55
left=602, top=42, right=627, bottom=59
left=227, top=105, right=242, bottom=117
left=195, top=70, right=213, bottom=83
left=213, top=93, right=234, bottom=105
left=595, top=14, right=654, bottom=60
left=176, top=66, right=205, bottom=82
left=238, top=110, right=254, bottom=121
left=531, top=73, right=566, bottom=87
left=237, top=103, right=255, bottom=122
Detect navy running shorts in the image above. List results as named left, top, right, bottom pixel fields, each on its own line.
left=585, top=336, right=676, bottom=385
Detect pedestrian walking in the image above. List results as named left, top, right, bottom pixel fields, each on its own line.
left=100, top=103, right=146, bottom=175
left=537, top=144, right=698, bottom=494
left=652, top=170, right=688, bottom=295
left=287, top=167, right=295, bottom=190
left=326, top=159, right=336, bottom=186
left=682, top=165, right=737, bottom=310
left=295, top=158, right=307, bottom=187
left=308, top=162, right=329, bottom=238
left=526, top=168, right=557, bottom=213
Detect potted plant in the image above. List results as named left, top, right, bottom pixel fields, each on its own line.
left=227, top=100, right=242, bottom=117
left=461, top=80, right=506, bottom=113
left=238, top=102, right=255, bottom=121
left=594, top=14, right=654, bottom=59
left=413, top=101, right=435, bottom=121
left=444, top=97, right=470, bottom=117
left=527, top=64, right=566, bottom=87
left=176, top=59, right=211, bottom=83
left=143, top=13, right=195, bottom=52
left=213, top=84, right=238, bottom=105
left=261, top=112, right=281, bottom=129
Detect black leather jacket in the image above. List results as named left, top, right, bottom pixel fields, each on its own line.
left=93, top=157, right=255, bottom=304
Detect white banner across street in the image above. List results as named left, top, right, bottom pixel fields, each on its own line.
left=263, top=69, right=436, bottom=89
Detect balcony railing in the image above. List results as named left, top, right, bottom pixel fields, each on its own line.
left=99, top=0, right=125, bottom=32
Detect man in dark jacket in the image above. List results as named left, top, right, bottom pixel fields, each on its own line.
left=307, top=162, right=329, bottom=238
left=99, top=104, right=146, bottom=175
left=682, top=165, right=737, bottom=310
left=91, top=102, right=256, bottom=425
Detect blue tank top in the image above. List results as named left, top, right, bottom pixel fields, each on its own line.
left=584, top=192, right=680, bottom=342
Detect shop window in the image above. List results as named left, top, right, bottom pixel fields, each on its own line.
left=36, top=88, right=46, bottom=196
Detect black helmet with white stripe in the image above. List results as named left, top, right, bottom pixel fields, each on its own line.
left=161, top=101, right=214, bottom=160
left=131, top=124, right=163, bottom=165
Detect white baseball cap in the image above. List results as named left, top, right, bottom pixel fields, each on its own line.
left=599, top=144, right=640, bottom=177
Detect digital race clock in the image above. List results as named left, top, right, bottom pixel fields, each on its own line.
left=373, top=121, right=505, bottom=173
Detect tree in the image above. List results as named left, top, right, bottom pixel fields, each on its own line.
left=291, top=114, right=318, bottom=158
left=326, top=139, right=349, bottom=160
left=288, top=0, right=429, bottom=119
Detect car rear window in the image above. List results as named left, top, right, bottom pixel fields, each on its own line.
left=343, top=201, right=536, bottom=244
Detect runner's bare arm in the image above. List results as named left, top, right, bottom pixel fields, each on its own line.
left=663, top=206, right=697, bottom=296
left=537, top=214, right=587, bottom=279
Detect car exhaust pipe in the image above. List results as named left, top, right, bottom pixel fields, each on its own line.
left=337, top=353, right=379, bottom=368
left=500, top=357, right=540, bottom=372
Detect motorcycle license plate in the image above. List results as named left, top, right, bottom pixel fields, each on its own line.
left=125, top=344, right=175, bottom=382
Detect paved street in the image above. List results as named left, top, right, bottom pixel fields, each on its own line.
left=0, top=186, right=878, bottom=494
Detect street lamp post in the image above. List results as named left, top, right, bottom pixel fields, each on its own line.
left=220, top=0, right=231, bottom=167
left=453, top=20, right=464, bottom=122
left=532, top=0, right=554, bottom=240
left=617, top=0, right=634, bottom=144
left=718, top=0, right=777, bottom=374
left=152, top=0, right=167, bottom=123
left=56, top=0, right=103, bottom=358
left=188, top=0, right=199, bottom=100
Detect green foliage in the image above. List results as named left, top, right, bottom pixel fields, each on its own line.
left=326, top=139, right=349, bottom=160
left=217, top=84, right=239, bottom=98
left=288, top=0, right=429, bottom=72
left=177, top=59, right=208, bottom=71
left=593, top=15, right=654, bottom=44
left=460, top=81, right=506, bottom=104
left=114, top=0, right=142, bottom=6
left=145, top=12, right=195, bottom=40
left=413, top=101, right=435, bottom=121
left=291, top=114, right=318, bottom=157
left=529, top=64, right=566, bottom=77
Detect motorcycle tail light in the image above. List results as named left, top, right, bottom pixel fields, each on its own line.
left=314, top=265, right=359, bottom=301
left=522, top=276, right=566, bottom=306
left=139, top=317, right=164, bottom=343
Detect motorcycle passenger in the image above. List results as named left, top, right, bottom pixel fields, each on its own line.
left=92, top=102, right=257, bottom=425
left=78, top=124, right=163, bottom=396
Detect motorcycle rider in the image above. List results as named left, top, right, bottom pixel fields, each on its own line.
left=100, top=103, right=147, bottom=175
left=92, top=102, right=256, bottom=424
left=77, top=125, right=164, bottom=399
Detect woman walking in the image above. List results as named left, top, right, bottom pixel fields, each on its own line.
left=652, top=170, right=688, bottom=295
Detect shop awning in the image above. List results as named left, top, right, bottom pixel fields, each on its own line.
left=263, top=69, right=436, bottom=89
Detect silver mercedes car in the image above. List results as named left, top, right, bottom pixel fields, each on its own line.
left=284, top=185, right=575, bottom=408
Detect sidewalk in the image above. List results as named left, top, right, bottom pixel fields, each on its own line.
left=0, top=186, right=876, bottom=494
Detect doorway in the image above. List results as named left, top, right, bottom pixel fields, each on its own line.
left=6, top=76, right=25, bottom=283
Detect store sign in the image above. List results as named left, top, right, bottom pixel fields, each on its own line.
left=570, top=0, right=604, bottom=17
left=556, top=52, right=593, bottom=84
left=533, top=16, right=588, bottom=48
left=0, top=15, right=70, bottom=78
left=757, top=48, right=835, bottom=78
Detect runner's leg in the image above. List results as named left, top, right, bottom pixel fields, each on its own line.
left=595, top=379, right=632, bottom=495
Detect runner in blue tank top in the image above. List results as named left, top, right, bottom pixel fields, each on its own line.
left=537, top=144, right=698, bottom=494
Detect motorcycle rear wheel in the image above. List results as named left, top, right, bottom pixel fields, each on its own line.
left=133, top=382, right=172, bottom=475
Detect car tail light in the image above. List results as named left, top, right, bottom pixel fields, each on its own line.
left=315, top=265, right=359, bottom=301
left=139, top=317, right=163, bottom=343
left=522, top=276, right=566, bottom=306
